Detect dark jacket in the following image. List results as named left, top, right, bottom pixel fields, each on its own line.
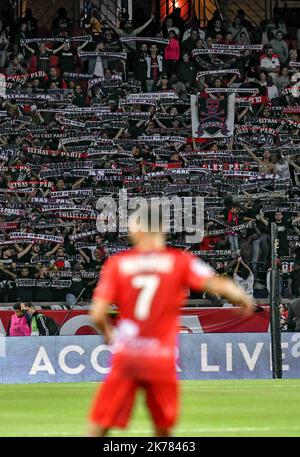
left=287, top=298, right=300, bottom=332
left=177, top=61, right=196, bottom=84
left=134, top=51, right=148, bottom=83
left=31, top=311, right=49, bottom=336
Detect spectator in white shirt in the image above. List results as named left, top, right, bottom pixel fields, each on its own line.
left=233, top=257, right=254, bottom=299
left=259, top=44, right=280, bottom=81
left=162, top=17, right=180, bottom=39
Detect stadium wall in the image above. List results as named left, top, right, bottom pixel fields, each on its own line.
left=0, top=333, right=300, bottom=383
left=0, top=308, right=270, bottom=335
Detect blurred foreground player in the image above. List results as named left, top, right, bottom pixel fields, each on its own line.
left=87, top=209, right=255, bottom=437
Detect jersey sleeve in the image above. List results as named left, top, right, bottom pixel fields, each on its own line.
left=185, top=254, right=215, bottom=291
left=92, top=256, right=119, bottom=303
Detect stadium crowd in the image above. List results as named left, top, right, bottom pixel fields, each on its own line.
left=0, top=4, right=299, bottom=306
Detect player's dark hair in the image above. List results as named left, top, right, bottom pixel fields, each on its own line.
left=13, top=303, right=22, bottom=311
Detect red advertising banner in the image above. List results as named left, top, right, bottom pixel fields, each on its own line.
left=0, top=308, right=270, bottom=336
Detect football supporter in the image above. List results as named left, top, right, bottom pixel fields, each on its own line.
left=259, top=44, right=281, bottom=80
left=233, top=256, right=255, bottom=298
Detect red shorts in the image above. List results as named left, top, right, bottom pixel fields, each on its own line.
left=89, top=375, right=179, bottom=430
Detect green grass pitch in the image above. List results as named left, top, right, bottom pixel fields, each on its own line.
left=0, top=379, right=300, bottom=437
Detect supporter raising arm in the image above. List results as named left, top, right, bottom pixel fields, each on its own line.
left=14, top=243, right=34, bottom=260
left=22, top=41, right=65, bottom=56
left=259, top=44, right=280, bottom=80
left=76, top=39, right=91, bottom=53
left=22, top=42, right=47, bottom=63
left=0, top=262, right=17, bottom=281
left=45, top=243, right=60, bottom=258
left=233, top=256, right=255, bottom=299
left=244, top=144, right=275, bottom=174
left=22, top=42, right=59, bottom=71
left=51, top=42, right=66, bottom=55
left=106, top=14, right=155, bottom=37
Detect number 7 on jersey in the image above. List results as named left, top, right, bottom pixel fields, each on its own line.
left=132, top=275, right=160, bottom=320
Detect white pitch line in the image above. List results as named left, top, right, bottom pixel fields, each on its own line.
left=2, top=382, right=300, bottom=393
left=181, top=384, right=300, bottom=389
left=9, top=426, right=300, bottom=437
left=110, top=427, right=300, bottom=435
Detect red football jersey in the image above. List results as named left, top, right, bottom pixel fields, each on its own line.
left=93, top=247, right=214, bottom=381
